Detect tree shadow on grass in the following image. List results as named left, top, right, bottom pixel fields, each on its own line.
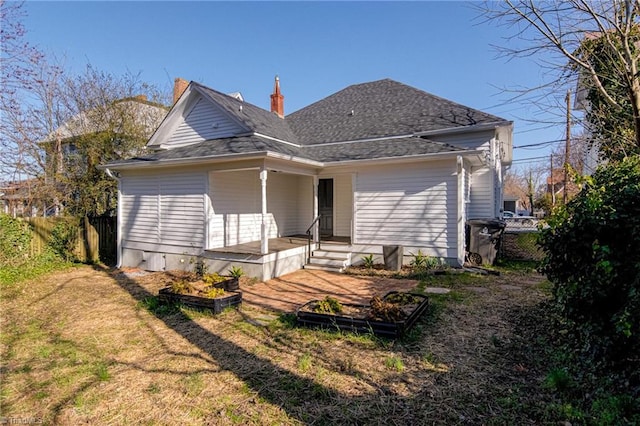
left=97, top=264, right=355, bottom=424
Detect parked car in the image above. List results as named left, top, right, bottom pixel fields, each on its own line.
left=502, top=210, right=537, bottom=226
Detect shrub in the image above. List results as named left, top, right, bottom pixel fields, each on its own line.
left=410, top=250, right=445, bottom=271
left=49, top=218, right=79, bottom=261
left=538, top=156, right=640, bottom=374
left=0, top=214, right=32, bottom=267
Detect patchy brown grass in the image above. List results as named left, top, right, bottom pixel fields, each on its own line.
left=1, top=264, right=558, bottom=424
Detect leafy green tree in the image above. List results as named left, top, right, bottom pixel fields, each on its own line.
left=48, top=65, right=168, bottom=216
left=539, top=156, right=640, bottom=376
left=579, top=26, right=640, bottom=160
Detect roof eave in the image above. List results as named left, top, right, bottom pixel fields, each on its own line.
left=414, top=121, right=513, bottom=138
left=99, top=150, right=323, bottom=171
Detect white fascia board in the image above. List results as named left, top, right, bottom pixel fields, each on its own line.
left=100, top=150, right=322, bottom=171
left=413, top=121, right=512, bottom=138
left=99, top=152, right=269, bottom=170
left=264, top=151, right=323, bottom=167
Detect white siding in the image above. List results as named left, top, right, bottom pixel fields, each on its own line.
left=121, top=171, right=206, bottom=249
left=268, top=173, right=304, bottom=236
left=165, top=97, right=243, bottom=147
left=354, top=161, right=457, bottom=253
left=298, top=176, right=313, bottom=232
left=209, top=170, right=281, bottom=248
left=468, top=166, right=494, bottom=218
left=121, top=176, right=160, bottom=243
left=334, top=174, right=352, bottom=237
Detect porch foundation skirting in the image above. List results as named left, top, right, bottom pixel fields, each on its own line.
left=120, top=243, right=310, bottom=281
left=121, top=239, right=462, bottom=282
left=201, top=245, right=308, bottom=281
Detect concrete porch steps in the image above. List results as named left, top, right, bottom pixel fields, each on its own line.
left=304, top=245, right=352, bottom=273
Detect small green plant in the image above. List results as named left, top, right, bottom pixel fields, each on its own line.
left=228, top=266, right=244, bottom=278
left=95, top=363, right=110, bottom=381
left=190, top=257, right=208, bottom=277
left=384, top=355, right=404, bottom=372
left=137, top=297, right=177, bottom=315
left=361, top=254, right=375, bottom=269
left=313, top=296, right=343, bottom=314
left=204, top=287, right=225, bottom=299
left=409, top=250, right=444, bottom=271
left=543, top=367, right=573, bottom=393
left=297, top=353, right=312, bottom=372
left=146, top=383, right=161, bottom=394
left=590, top=395, right=639, bottom=425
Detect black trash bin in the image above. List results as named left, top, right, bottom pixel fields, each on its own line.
left=466, top=218, right=506, bottom=265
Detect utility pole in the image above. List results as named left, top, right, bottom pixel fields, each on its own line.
left=528, top=170, right=534, bottom=216
left=564, top=90, right=571, bottom=204
left=550, top=153, right=555, bottom=207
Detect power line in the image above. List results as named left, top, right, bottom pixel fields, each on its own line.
left=513, top=138, right=564, bottom=149
left=511, top=155, right=549, bottom=163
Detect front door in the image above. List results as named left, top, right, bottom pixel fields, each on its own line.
left=318, top=178, right=333, bottom=237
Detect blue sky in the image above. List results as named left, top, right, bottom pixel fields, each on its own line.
left=23, top=1, right=571, bottom=167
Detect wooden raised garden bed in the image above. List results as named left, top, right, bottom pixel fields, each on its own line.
left=158, top=288, right=242, bottom=314
left=296, top=291, right=429, bottom=338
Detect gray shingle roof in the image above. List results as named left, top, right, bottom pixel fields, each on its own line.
left=287, top=79, right=507, bottom=144
left=107, top=135, right=463, bottom=167
left=193, top=83, right=300, bottom=143
left=305, top=137, right=464, bottom=162
left=106, top=78, right=508, bottom=169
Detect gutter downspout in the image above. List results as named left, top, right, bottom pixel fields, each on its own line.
left=105, top=168, right=123, bottom=268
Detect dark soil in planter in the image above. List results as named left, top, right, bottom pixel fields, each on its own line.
left=296, top=291, right=429, bottom=338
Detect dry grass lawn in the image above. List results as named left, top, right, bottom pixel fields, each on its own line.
left=1, top=264, right=554, bottom=425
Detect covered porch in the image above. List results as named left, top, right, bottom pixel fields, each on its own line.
left=206, top=158, right=353, bottom=257
left=202, top=233, right=352, bottom=281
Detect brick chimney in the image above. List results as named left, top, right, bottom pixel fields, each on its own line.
left=173, top=77, right=189, bottom=104
left=270, top=75, right=284, bottom=118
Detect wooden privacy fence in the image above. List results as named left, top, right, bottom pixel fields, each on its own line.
left=23, top=216, right=117, bottom=264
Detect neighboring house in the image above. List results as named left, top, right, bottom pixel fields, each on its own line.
left=0, top=178, right=46, bottom=217
left=102, top=77, right=513, bottom=280
left=42, top=94, right=169, bottom=215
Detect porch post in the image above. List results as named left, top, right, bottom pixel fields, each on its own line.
left=313, top=176, right=319, bottom=243
left=456, top=155, right=465, bottom=267
left=260, top=169, right=269, bottom=254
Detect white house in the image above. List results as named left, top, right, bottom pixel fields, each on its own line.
left=101, top=77, right=512, bottom=280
